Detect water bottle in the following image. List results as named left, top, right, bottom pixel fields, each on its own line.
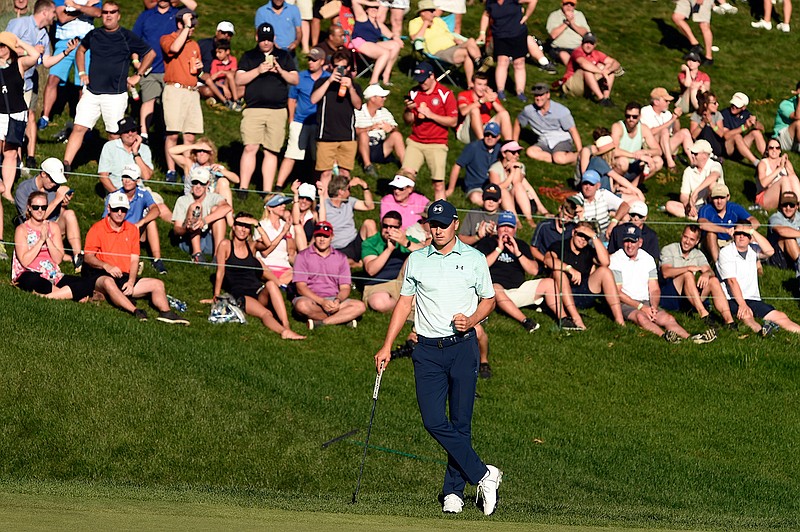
left=332, top=160, right=340, bottom=177
left=129, top=85, right=140, bottom=101
left=167, top=295, right=188, bottom=312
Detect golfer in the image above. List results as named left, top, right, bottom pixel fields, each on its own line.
left=374, top=200, right=502, bottom=516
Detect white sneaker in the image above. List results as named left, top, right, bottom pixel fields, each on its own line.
left=777, top=22, right=791, bottom=32
left=442, top=494, right=464, bottom=514
left=722, top=2, right=738, bottom=14
left=476, top=464, right=503, bottom=516
left=751, top=19, right=773, bottom=30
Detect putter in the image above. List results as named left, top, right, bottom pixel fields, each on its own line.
left=351, top=362, right=385, bottom=504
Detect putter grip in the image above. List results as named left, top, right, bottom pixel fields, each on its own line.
left=372, top=367, right=384, bottom=400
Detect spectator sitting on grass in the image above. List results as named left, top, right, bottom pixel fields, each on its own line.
left=379, top=173, right=430, bottom=231
left=664, top=139, right=724, bottom=220
left=257, top=194, right=295, bottom=286
left=640, top=87, right=693, bottom=171
left=576, top=130, right=644, bottom=205
left=558, top=32, right=618, bottom=107
left=514, top=83, right=581, bottom=166
left=292, top=221, right=367, bottom=329
left=609, top=223, right=716, bottom=344
left=361, top=210, right=424, bottom=313
left=456, top=72, right=513, bottom=144
left=102, top=165, right=167, bottom=275
left=13, top=158, right=83, bottom=271
left=12, top=191, right=95, bottom=302
left=689, top=91, right=725, bottom=159
left=773, top=81, right=800, bottom=155
left=324, top=174, right=376, bottom=269
left=530, top=198, right=578, bottom=265
left=544, top=221, right=625, bottom=329
left=213, top=211, right=305, bottom=340
left=721, top=91, right=766, bottom=167
left=474, top=211, right=573, bottom=331
left=610, top=102, right=663, bottom=186
left=576, top=169, right=630, bottom=241
left=290, top=181, right=326, bottom=251
left=171, top=167, right=232, bottom=263
left=607, top=201, right=660, bottom=261
left=698, top=183, right=758, bottom=264
left=354, top=83, right=404, bottom=178
left=488, top=140, right=550, bottom=227
left=717, top=221, right=800, bottom=336
left=754, top=139, right=800, bottom=211
left=676, top=51, right=710, bottom=114
left=82, top=192, right=189, bottom=325
left=766, top=191, right=800, bottom=275
left=659, top=223, right=735, bottom=328
left=457, top=183, right=502, bottom=245
left=445, top=121, right=502, bottom=205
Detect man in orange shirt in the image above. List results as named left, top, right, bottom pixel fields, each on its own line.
left=160, top=8, right=206, bottom=181
left=83, top=192, right=189, bottom=324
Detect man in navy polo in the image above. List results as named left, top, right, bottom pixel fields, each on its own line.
left=375, top=200, right=503, bottom=516
left=445, top=122, right=501, bottom=205
left=698, top=183, right=759, bottom=263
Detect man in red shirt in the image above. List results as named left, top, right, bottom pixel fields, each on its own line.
left=456, top=72, right=512, bottom=144
left=559, top=32, right=619, bottom=107
left=83, top=192, right=189, bottom=324
left=401, top=62, right=458, bottom=200
left=160, top=8, right=206, bottom=180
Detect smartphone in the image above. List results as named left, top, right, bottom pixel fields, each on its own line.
left=67, top=189, right=75, bottom=196
left=336, top=65, right=345, bottom=76
left=264, top=54, right=274, bottom=68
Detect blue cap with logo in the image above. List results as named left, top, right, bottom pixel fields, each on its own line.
left=412, top=62, right=434, bottom=82
left=497, top=211, right=517, bottom=227
left=483, top=122, right=501, bottom=137
left=426, top=199, right=458, bottom=225
left=621, top=223, right=642, bottom=242
left=581, top=169, right=601, bottom=185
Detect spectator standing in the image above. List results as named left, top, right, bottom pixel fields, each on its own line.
left=255, top=0, right=302, bottom=53
left=514, top=83, right=581, bottom=165
left=672, top=0, right=715, bottom=65
left=752, top=0, right=793, bottom=32
left=235, top=23, right=298, bottom=194
left=478, top=0, right=535, bottom=102
left=62, top=2, right=155, bottom=172
left=401, top=62, right=458, bottom=200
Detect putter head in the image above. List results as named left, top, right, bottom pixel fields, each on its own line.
left=351, top=492, right=358, bottom=504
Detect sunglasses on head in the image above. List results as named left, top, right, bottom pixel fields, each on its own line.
left=110, top=207, right=129, bottom=213
left=30, top=204, right=47, bottom=211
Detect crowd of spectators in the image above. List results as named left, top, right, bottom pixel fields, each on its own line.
left=4, top=0, right=800, bottom=352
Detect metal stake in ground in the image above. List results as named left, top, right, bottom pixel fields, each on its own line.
left=351, top=362, right=385, bottom=504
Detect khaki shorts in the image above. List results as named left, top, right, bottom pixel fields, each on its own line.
left=777, top=127, right=800, bottom=153
left=241, top=107, right=288, bottom=152
left=435, top=43, right=466, bottom=64
left=362, top=279, right=402, bottom=303
left=292, top=0, right=313, bottom=19
left=315, top=140, right=357, bottom=171
left=674, top=0, right=713, bottom=23
left=140, top=72, right=165, bottom=103
left=402, top=138, right=448, bottom=182
left=456, top=114, right=500, bottom=144
left=23, top=89, right=37, bottom=109
left=503, top=279, right=545, bottom=308
left=562, top=71, right=604, bottom=97
left=162, top=84, right=204, bottom=134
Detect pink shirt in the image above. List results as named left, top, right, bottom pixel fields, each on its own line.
left=380, top=192, right=430, bottom=230
left=11, top=222, right=63, bottom=284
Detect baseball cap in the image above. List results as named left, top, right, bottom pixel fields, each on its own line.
left=567, top=194, right=584, bottom=207
left=41, top=158, right=66, bottom=184
left=710, top=183, right=730, bottom=198
left=684, top=51, right=701, bottom=62
left=483, top=183, right=501, bottom=201
left=121, top=164, right=141, bottom=180
left=107, top=192, right=130, bottom=210
left=581, top=169, right=601, bottom=185
left=629, top=201, right=648, bottom=218
left=730, top=92, right=749, bottom=108
left=501, top=140, right=523, bottom=153
left=531, top=82, right=550, bottom=96
left=189, top=166, right=211, bottom=184
left=780, top=191, right=798, bottom=206
left=389, top=174, right=415, bottom=189
left=363, top=84, right=390, bottom=98
left=483, top=122, right=501, bottom=137
left=690, top=139, right=713, bottom=154
left=417, top=0, right=436, bottom=13
left=313, top=220, right=334, bottom=237
left=621, top=223, right=642, bottom=242
left=307, top=46, right=326, bottom=61
left=650, top=87, right=674, bottom=101
left=497, top=211, right=517, bottom=227
left=582, top=32, right=597, bottom=44
left=412, top=62, right=434, bottom=83
left=562, top=0, right=577, bottom=4
left=426, top=200, right=458, bottom=225
left=176, top=8, right=197, bottom=27
left=298, top=182, right=316, bottom=200
left=216, top=20, right=235, bottom=34
left=266, top=193, right=292, bottom=208
left=116, top=116, right=137, bottom=134
left=257, top=23, right=275, bottom=42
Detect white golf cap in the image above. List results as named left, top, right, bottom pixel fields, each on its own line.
left=189, top=166, right=211, bottom=184
left=363, top=84, right=390, bottom=99
left=389, top=174, right=415, bottom=189
left=121, top=163, right=141, bottom=180
left=690, top=139, right=713, bottom=154
left=216, top=20, right=235, bottom=34
left=41, top=157, right=66, bottom=184
left=298, top=182, right=316, bottom=200
left=629, top=201, right=648, bottom=217
left=730, top=91, right=749, bottom=108
left=107, top=192, right=130, bottom=210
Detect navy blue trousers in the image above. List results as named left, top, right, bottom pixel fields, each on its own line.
left=413, top=329, right=488, bottom=497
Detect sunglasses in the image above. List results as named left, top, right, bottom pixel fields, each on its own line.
left=782, top=202, right=798, bottom=208
left=733, top=231, right=751, bottom=238
left=768, top=146, right=781, bottom=151
left=110, top=207, right=129, bottom=213
left=382, top=223, right=401, bottom=229
left=194, top=149, right=212, bottom=154
left=625, top=113, right=640, bottom=119
left=630, top=213, right=644, bottom=219
left=191, top=180, right=206, bottom=186
left=574, top=232, right=591, bottom=240
left=233, top=222, right=251, bottom=228
left=30, top=204, right=47, bottom=211
left=484, top=133, right=499, bottom=138
left=101, top=9, right=118, bottom=14
left=711, top=196, right=727, bottom=200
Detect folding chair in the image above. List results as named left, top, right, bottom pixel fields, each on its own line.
left=411, top=13, right=462, bottom=86
left=352, top=50, right=375, bottom=80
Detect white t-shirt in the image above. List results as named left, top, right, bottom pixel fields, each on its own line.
left=610, top=248, right=658, bottom=302
left=256, top=218, right=294, bottom=269
left=640, top=105, right=674, bottom=134
left=717, top=243, right=761, bottom=301
left=680, top=160, right=725, bottom=203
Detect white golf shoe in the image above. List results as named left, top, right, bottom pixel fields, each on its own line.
left=442, top=493, right=464, bottom=514
left=476, top=464, right=503, bottom=515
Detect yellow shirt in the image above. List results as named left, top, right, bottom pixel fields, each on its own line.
left=409, top=17, right=456, bottom=56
